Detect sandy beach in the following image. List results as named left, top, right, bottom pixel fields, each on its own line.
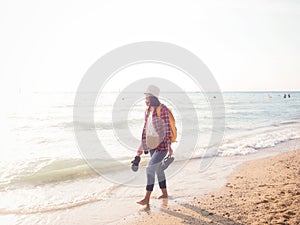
left=127, top=149, right=300, bottom=225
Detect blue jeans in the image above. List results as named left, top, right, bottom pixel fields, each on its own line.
left=146, top=149, right=168, bottom=191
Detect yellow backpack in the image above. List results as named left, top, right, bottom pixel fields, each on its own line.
left=156, top=105, right=177, bottom=143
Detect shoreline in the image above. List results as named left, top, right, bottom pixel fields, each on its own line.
left=123, top=149, right=300, bottom=225
left=1, top=139, right=300, bottom=225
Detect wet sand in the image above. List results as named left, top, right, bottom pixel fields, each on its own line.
left=127, top=150, right=300, bottom=225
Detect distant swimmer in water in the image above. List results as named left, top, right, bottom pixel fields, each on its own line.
left=284, top=94, right=286, bottom=98
left=288, top=94, right=291, bottom=98
left=268, top=94, right=272, bottom=98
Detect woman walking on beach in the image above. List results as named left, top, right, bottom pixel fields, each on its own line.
left=136, top=85, right=173, bottom=206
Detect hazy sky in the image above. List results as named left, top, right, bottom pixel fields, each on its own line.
left=1, top=0, right=300, bottom=93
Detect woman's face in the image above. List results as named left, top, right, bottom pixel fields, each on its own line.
left=145, top=94, right=150, bottom=106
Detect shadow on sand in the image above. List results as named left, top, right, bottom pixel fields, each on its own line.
left=141, top=200, right=243, bottom=225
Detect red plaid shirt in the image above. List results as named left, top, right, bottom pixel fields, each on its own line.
left=142, top=104, right=171, bottom=152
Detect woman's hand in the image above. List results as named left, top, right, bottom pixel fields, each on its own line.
left=137, top=144, right=143, bottom=156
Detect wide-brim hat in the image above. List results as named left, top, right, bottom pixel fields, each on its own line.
left=144, top=85, right=160, bottom=98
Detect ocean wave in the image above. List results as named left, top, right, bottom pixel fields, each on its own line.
left=52, top=104, right=74, bottom=108
left=56, top=121, right=111, bottom=129
left=0, top=157, right=133, bottom=191
left=279, top=120, right=300, bottom=126
left=217, top=127, right=300, bottom=156
left=0, top=159, right=90, bottom=191
left=53, top=119, right=144, bottom=130
left=0, top=184, right=122, bottom=215
left=0, top=194, right=102, bottom=215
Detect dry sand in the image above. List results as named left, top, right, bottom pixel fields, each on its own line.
left=128, top=150, right=300, bottom=225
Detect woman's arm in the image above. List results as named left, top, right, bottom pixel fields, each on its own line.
left=137, top=144, right=143, bottom=156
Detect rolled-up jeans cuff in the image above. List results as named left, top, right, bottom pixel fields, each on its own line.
left=159, top=180, right=166, bottom=189
left=146, top=184, right=154, bottom=191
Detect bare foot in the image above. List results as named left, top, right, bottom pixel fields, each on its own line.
left=158, top=194, right=168, bottom=199
left=137, top=199, right=149, bottom=205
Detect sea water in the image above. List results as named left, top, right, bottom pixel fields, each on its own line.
left=0, top=91, right=299, bottom=224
